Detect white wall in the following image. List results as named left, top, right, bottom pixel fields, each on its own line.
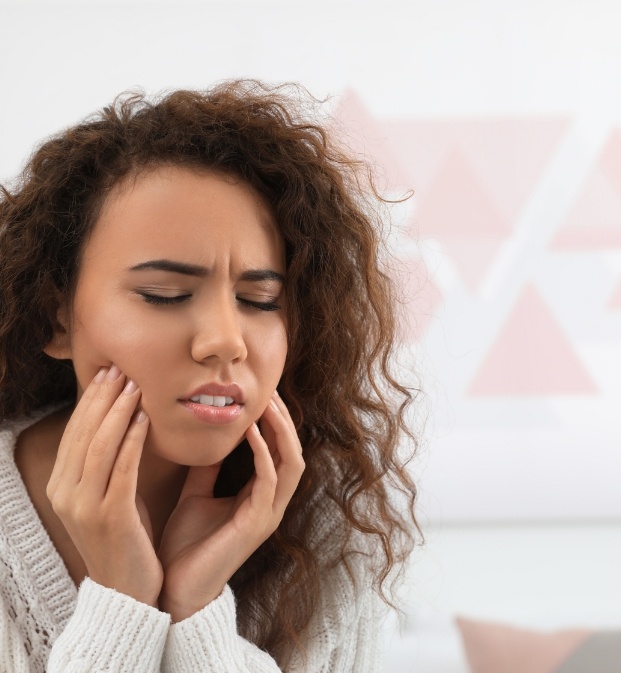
left=1, top=0, right=620, bottom=523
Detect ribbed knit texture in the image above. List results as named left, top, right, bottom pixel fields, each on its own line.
left=0, top=411, right=382, bottom=672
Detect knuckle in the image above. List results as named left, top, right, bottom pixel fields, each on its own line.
left=108, top=398, right=129, bottom=417
left=48, top=493, right=65, bottom=517
left=95, top=384, right=110, bottom=402
left=45, top=482, right=55, bottom=502
left=83, top=382, right=99, bottom=400
left=108, top=396, right=136, bottom=424
left=49, top=493, right=67, bottom=516
left=89, top=435, right=109, bottom=457
left=96, top=379, right=121, bottom=401
left=74, top=426, right=92, bottom=444
left=114, top=457, right=132, bottom=475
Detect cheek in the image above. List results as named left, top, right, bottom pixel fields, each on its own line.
left=253, top=325, right=288, bottom=387
left=69, top=300, right=164, bottom=389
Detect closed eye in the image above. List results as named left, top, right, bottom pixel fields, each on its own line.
left=137, top=292, right=281, bottom=311
left=138, top=293, right=191, bottom=305
left=238, top=298, right=281, bottom=312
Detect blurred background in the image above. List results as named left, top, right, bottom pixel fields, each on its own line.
left=1, top=1, right=620, bottom=671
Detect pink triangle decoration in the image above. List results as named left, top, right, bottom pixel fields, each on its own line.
left=441, top=239, right=506, bottom=294
left=468, top=285, right=598, bottom=396
left=414, top=147, right=511, bottom=239
left=383, top=117, right=568, bottom=220
left=412, top=148, right=510, bottom=291
left=551, top=130, right=621, bottom=250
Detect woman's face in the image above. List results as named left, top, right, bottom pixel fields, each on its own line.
left=57, top=165, right=288, bottom=466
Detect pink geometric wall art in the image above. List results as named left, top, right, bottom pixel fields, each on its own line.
left=468, top=285, right=598, bottom=396
left=386, top=118, right=568, bottom=293
left=382, top=118, right=569, bottom=217
left=440, top=239, right=507, bottom=292
left=329, top=90, right=618, bottom=521
left=331, top=95, right=569, bottom=296
left=413, top=148, right=511, bottom=238
left=551, top=129, right=621, bottom=250
left=413, top=147, right=511, bottom=291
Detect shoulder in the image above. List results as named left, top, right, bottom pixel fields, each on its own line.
left=307, top=488, right=383, bottom=573
left=285, top=498, right=387, bottom=671
left=1, top=405, right=69, bottom=455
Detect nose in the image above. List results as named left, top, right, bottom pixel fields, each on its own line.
left=190, top=294, right=248, bottom=364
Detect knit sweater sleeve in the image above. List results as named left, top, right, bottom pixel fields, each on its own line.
left=162, top=551, right=383, bottom=673
left=46, top=578, right=170, bottom=673
left=42, top=558, right=380, bottom=673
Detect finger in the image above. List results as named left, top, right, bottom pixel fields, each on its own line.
left=245, top=422, right=278, bottom=509
left=80, top=380, right=143, bottom=498
left=258, top=415, right=279, bottom=467
left=261, top=402, right=305, bottom=512
left=57, top=365, right=127, bottom=487
left=271, top=392, right=301, bottom=451
left=105, top=409, right=150, bottom=503
left=264, top=397, right=303, bottom=457
left=48, top=366, right=122, bottom=496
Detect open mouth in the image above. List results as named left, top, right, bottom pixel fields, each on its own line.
left=188, top=394, right=236, bottom=407
left=180, top=397, right=243, bottom=425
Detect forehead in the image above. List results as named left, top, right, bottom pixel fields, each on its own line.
left=82, top=165, right=284, bottom=269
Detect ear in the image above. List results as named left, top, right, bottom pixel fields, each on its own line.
left=43, top=302, right=72, bottom=360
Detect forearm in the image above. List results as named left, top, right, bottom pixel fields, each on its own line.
left=47, top=579, right=169, bottom=673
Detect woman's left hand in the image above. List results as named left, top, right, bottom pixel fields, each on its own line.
left=157, top=391, right=305, bottom=622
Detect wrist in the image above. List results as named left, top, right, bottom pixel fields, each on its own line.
left=159, top=597, right=196, bottom=623
left=159, top=588, right=222, bottom=623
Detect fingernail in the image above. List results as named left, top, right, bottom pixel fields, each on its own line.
left=252, top=421, right=259, bottom=432
left=94, top=367, right=107, bottom=383
left=273, top=389, right=280, bottom=398
left=123, top=379, right=138, bottom=394
left=106, top=364, right=121, bottom=381
left=269, top=399, right=280, bottom=412
left=136, top=410, right=148, bottom=423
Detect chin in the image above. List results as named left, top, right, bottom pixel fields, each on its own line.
left=144, top=423, right=246, bottom=467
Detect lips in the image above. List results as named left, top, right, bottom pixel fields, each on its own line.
left=182, top=382, right=245, bottom=405
left=180, top=382, right=245, bottom=426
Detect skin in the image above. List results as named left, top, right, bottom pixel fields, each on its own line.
left=40, top=166, right=305, bottom=621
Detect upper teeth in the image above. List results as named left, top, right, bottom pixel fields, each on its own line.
left=190, top=395, right=235, bottom=406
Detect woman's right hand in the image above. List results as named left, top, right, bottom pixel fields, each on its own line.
left=46, top=365, right=163, bottom=606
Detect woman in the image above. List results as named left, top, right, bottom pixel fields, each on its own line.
left=0, top=81, right=419, bottom=672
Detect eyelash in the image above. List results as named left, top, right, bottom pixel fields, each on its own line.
left=137, top=293, right=281, bottom=312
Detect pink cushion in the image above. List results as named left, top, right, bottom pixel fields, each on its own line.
left=456, top=616, right=593, bottom=673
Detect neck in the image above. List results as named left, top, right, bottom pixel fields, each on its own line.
left=136, top=451, right=188, bottom=550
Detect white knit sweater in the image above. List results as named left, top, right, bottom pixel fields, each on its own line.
left=0, top=411, right=382, bottom=673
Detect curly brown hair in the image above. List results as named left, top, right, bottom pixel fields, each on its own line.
left=0, top=81, right=419, bottom=664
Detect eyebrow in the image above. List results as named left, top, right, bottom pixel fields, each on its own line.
left=128, top=259, right=285, bottom=284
